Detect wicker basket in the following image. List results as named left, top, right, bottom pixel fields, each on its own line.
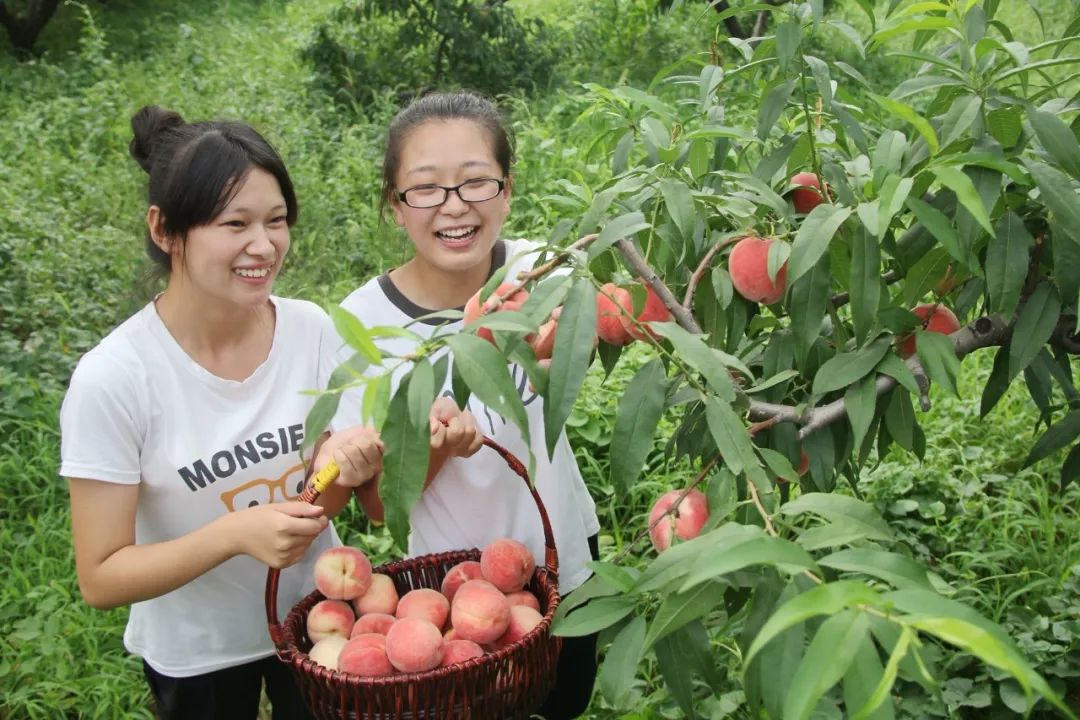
left=265, top=436, right=562, bottom=720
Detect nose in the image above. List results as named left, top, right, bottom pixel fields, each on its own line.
left=246, top=224, right=277, bottom=258
left=439, top=188, right=470, bottom=215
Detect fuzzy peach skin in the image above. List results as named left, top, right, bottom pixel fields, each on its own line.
left=728, top=235, right=787, bottom=305
left=385, top=617, right=444, bottom=674
left=897, top=303, right=961, bottom=358
left=338, top=636, right=394, bottom=678
left=480, top=538, right=535, bottom=593
left=618, top=285, right=674, bottom=342
left=395, top=587, right=450, bottom=629
left=313, top=546, right=373, bottom=601
left=306, top=599, right=356, bottom=643
left=308, top=635, right=349, bottom=670
left=440, top=560, right=484, bottom=602
left=596, top=283, right=634, bottom=346
left=439, top=639, right=485, bottom=668
left=494, top=605, right=544, bottom=648
left=351, top=612, right=396, bottom=638
left=505, top=590, right=541, bottom=612
left=648, top=488, right=710, bottom=552
left=450, top=579, right=511, bottom=645
left=352, top=573, right=399, bottom=616
left=463, top=282, right=530, bottom=345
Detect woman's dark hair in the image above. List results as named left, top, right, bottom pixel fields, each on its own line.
left=129, top=105, right=298, bottom=273
left=380, top=91, right=515, bottom=216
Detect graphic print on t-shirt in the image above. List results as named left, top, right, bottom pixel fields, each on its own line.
left=176, top=423, right=304, bottom=493
left=219, top=462, right=307, bottom=511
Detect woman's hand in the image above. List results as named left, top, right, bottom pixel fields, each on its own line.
left=229, top=502, right=329, bottom=569
left=314, top=425, right=385, bottom=489
left=429, top=396, right=484, bottom=459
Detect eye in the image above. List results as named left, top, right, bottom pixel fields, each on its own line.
left=223, top=219, right=245, bottom=228
left=269, top=215, right=288, bottom=225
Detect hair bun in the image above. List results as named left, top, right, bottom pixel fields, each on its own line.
left=129, top=105, right=185, bottom=173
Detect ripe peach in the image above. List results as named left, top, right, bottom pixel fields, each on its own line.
left=897, top=303, right=961, bottom=358
left=450, top=579, right=512, bottom=645
left=313, top=546, right=373, bottom=601
left=351, top=612, right=396, bottom=638
left=790, top=172, right=827, bottom=214
left=352, top=573, right=399, bottom=616
left=443, top=627, right=458, bottom=641
left=463, top=282, right=530, bottom=345
left=396, top=588, right=450, bottom=629
left=385, top=617, right=444, bottom=674
left=308, top=635, right=348, bottom=670
left=648, top=488, right=710, bottom=553
left=596, top=283, right=634, bottom=346
left=480, top=538, right=535, bottom=593
left=441, top=560, right=484, bottom=602
left=494, top=605, right=544, bottom=648
left=306, top=599, right=356, bottom=643
left=529, top=307, right=561, bottom=360
left=729, top=235, right=787, bottom=305
left=505, top=590, right=541, bottom=612
left=619, top=285, right=673, bottom=342
left=339, top=636, right=394, bottom=677
left=439, top=639, right=485, bottom=667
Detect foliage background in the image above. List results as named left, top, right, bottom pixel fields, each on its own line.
left=1, top=0, right=1078, bottom=717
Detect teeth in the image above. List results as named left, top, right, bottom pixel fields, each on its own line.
left=235, top=267, right=269, bottom=278
left=438, top=227, right=475, bottom=240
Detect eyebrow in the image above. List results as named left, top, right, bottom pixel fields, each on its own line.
left=406, top=160, right=493, bottom=176
left=224, top=204, right=288, bottom=214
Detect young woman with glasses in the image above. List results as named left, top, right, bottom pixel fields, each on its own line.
left=333, top=90, right=601, bottom=719
left=58, top=105, right=478, bottom=719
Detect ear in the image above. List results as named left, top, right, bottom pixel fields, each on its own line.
left=390, top=198, right=406, bottom=228
left=500, top=175, right=513, bottom=219
left=146, top=206, right=175, bottom=256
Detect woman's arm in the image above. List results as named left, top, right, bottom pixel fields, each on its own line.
left=68, top=477, right=328, bottom=610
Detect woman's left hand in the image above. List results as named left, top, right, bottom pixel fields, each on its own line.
left=429, top=396, right=483, bottom=459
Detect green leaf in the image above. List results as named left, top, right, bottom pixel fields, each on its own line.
left=788, top=204, right=853, bottom=287
left=915, top=331, right=960, bottom=396
left=876, top=352, right=921, bottom=396
left=776, top=20, right=801, bottom=72
left=938, top=95, right=982, bottom=149
left=1008, top=282, right=1061, bottom=380
left=845, top=374, right=877, bottom=452
left=655, top=624, right=713, bottom=720
left=819, top=549, right=934, bottom=590
left=635, top=523, right=763, bottom=593
left=985, top=212, right=1034, bottom=314
left=649, top=322, right=739, bottom=399
left=445, top=334, right=530, bottom=445
left=782, top=493, right=894, bottom=543
left=329, top=305, right=382, bottom=364
left=847, top=633, right=898, bottom=720
left=302, top=353, right=370, bottom=452
left=644, top=581, right=728, bottom=649
left=1025, top=159, right=1080, bottom=232
left=552, top=596, right=637, bottom=637
left=379, top=376, right=431, bottom=549
left=660, top=178, right=695, bottom=241
left=598, top=615, right=646, bottom=707
left=884, top=387, right=916, bottom=452
left=931, top=166, right=994, bottom=235
left=406, top=358, right=435, bottom=433
left=784, top=610, right=870, bottom=720
left=905, top=196, right=975, bottom=269
left=850, top=229, right=882, bottom=343
left=679, top=536, right=818, bottom=592
left=545, top=279, right=597, bottom=458
left=705, top=396, right=758, bottom=476
left=758, top=79, right=796, bottom=141
left=900, top=246, right=951, bottom=306
left=875, top=175, right=914, bottom=240
left=1024, top=409, right=1080, bottom=467
left=1029, top=109, right=1080, bottom=180
left=610, top=359, right=667, bottom=493
left=987, top=106, right=1023, bottom=147
left=870, top=93, right=940, bottom=155
left=744, top=580, right=882, bottom=669
left=812, top=337, right=891, bottom=396
left=591, top=211, right=651, bottom=257
left=789, top=256, right=832, bottom=368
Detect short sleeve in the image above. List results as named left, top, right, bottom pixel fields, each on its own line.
left=59, top=351, right=146, bottom=484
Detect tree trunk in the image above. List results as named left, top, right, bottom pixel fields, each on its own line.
left=0, top=0, right=60, bottom=53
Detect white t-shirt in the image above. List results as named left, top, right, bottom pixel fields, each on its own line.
left=59, top=297, right=342, bottom=677
left=334, top=240, right=600, bottom=594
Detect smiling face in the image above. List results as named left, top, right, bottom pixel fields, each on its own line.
left=155, top=167, right=290, bottom=309
left=391, top=118, right=512, bottom=280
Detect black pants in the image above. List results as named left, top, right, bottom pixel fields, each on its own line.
left=143, top=655, right=314, bottom=720
left=535, top=534, right=601, bottom=720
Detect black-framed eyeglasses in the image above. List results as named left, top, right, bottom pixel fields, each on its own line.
left=396, top=177, right=506, bottom=209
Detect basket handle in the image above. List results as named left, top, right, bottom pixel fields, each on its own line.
left=265, top=433, right=558, bottom=650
